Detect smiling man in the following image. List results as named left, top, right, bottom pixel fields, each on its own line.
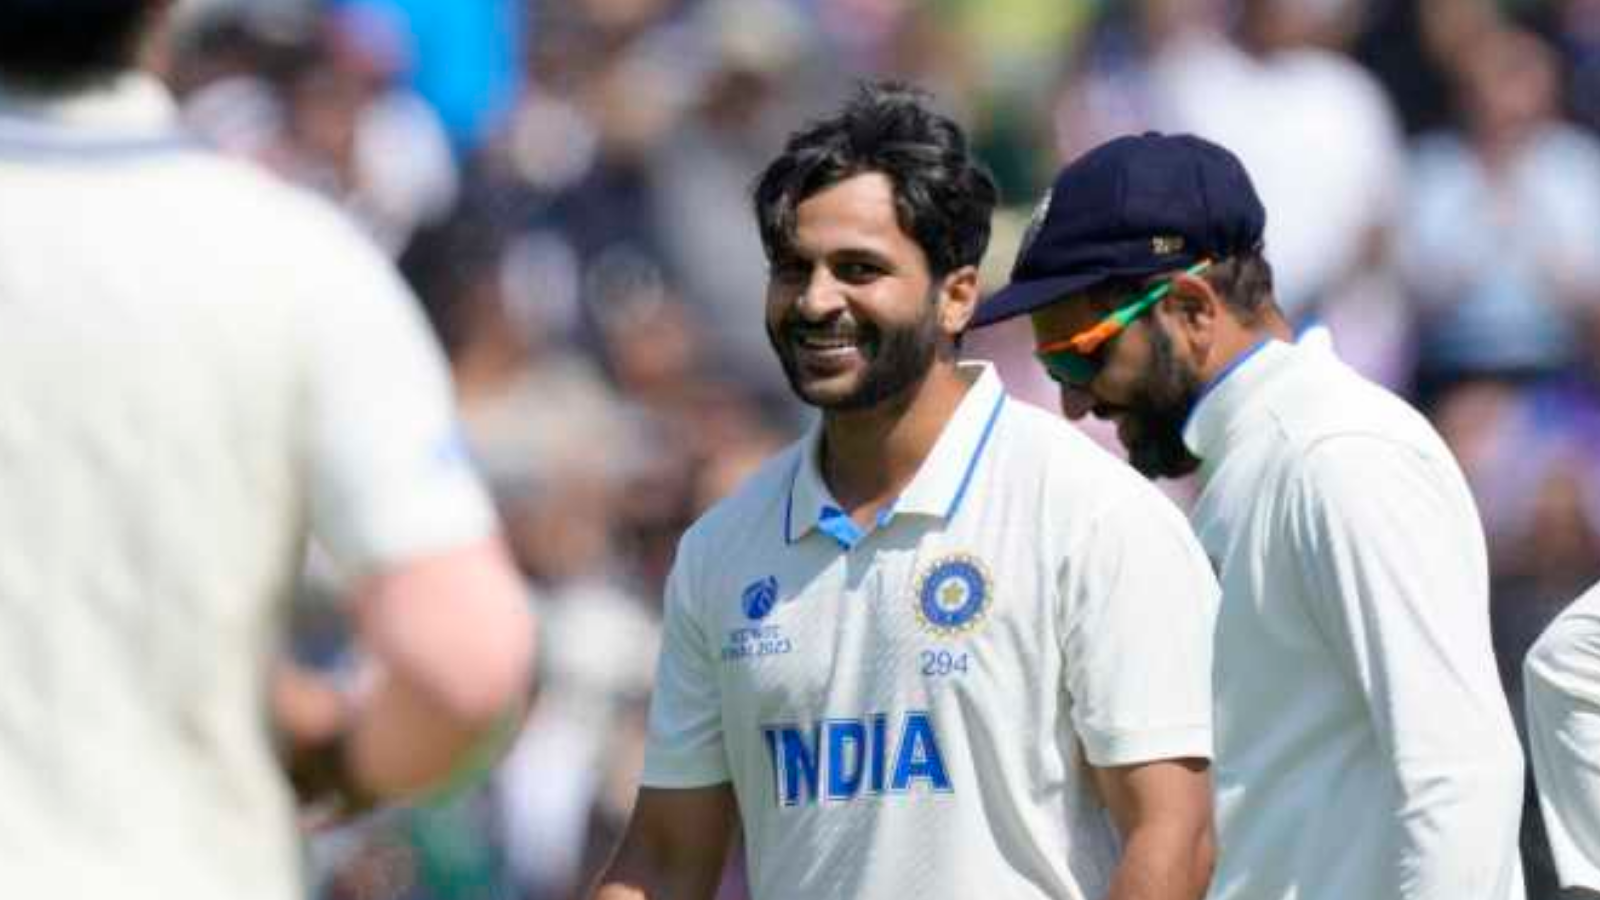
left=972, top=132, right=1527, bottom=900
left=589, top=85, right=1220, bottom=900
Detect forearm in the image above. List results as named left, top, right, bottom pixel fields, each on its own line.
left=1105, top=820, right=1214, bottom=900
left=344, top=668, right=521, bottom=797
left=589, top=825, right=728, bottom=900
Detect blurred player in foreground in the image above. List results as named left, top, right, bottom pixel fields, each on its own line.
left=974, top=132, right=1526, bottom=900
left=1526, top=582, right=1600, bottom=894
left=591, top=83, right=1219, bottom=900
left=0, top=2, right=535, bottom=897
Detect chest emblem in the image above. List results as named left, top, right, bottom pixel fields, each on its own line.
left=914, top=554, right=992, bottom=635
left=742, top=575, right=780, bottom=620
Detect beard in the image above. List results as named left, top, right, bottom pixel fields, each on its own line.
left=767, top=295, right=942, bottom=412
left=1111, top=323, right=1204, bottom=479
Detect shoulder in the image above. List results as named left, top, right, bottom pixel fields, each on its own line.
left=1268, top=352, right=1439, bottom=457
left=164, top=149, right=393, bottom=275
left=999, top=398, right=1171, bottom=505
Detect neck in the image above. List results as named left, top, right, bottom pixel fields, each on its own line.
left=819, top=361, right=971, bottom=526
left=1199, top=316, right=1290, bottom=385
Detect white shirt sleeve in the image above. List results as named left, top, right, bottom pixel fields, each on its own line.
left=1525, top=581, right=1600, bottom=891
left=640, top=534, right=731, bottom=787
left=303, top=216, right=497, bottom=575
left=1287, top=436, right=1525, bottom=899
left=1061, top=487, right=1217, bottom=768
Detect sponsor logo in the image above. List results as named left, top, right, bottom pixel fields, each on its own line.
left=724, top=576, right=791, bottom=661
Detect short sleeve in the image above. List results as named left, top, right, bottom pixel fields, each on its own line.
left=640, top=535, right=731, bottom=787
left=1061, top=489, right=1218, bottom=767
left=1527, top=583, right=1600, bottom=891
left=303, top=219, right=496, bottom=575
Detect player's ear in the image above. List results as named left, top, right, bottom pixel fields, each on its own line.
left=936, top=265, right=980, bottom=337
left=1160, top=269, right=1224, bottom=355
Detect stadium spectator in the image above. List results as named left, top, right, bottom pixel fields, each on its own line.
left=1399, top=24, right=1600, bottom=404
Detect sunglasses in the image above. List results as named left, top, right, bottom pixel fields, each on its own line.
left=1033, top=259, right=1213, bottom=388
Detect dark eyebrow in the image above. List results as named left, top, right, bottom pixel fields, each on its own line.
left=827, top=247, right=895, bottom=268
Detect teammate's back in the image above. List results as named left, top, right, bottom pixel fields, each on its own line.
left=0, top=6, right=535, bottom=898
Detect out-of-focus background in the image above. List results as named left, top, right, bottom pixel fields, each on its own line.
left=153, top=0, right=1600, bottom=896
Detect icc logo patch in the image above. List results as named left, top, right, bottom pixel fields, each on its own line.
left=742, top=575, right=780, bottom=621
left=913, top=554, right=992, bottom=636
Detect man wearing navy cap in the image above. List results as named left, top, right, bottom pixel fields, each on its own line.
left=972, top=133, right=1527, bottom=900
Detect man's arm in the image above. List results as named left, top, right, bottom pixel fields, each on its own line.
left=1290, top=438, right=1524, bottom=897
left=591, top=785, right=739, bottom=900
left=1093, top=758, right=1215, bottom=900
left=278, top=538, right=535, bottom=811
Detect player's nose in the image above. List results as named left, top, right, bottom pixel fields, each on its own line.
left=1057, top=385, right=1095, bottom=421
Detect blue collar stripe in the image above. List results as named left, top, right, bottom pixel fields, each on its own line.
left=782, top=456, right=800, bottom=545
left=943, top=392, right=1007, bottom=520
left=818, top=506, right=864, bottom=550
left=1182, top=337, right=1272, bottom=434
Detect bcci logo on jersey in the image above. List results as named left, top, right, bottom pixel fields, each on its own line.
left=914, top=554, right=992, bottom=636
left=762, top=711, right=952, bottom=807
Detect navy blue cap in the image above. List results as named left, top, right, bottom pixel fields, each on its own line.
left=972, top=132, right=1266, bottom=327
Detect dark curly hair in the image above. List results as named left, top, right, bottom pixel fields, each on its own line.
left=752, top=81, right=998, bottom=279
left=0, top=0, right=158, bottom=91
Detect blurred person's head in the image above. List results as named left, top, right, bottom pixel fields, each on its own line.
left=753, top=81, right=998, bottom=411
left=1518, top=455, right=1600, bottom=588
left=1135, top=0, right=1230, bottom=45
left=399, top=209, right=518, bottom=374
left=1455, top=26, right=1561, bottom=147
left=323, top=1, right=415, bottom=94
left=281, top=53, right=367, bottom=183
left=599, top=291, right=698, bottom=402
left=1236, top=0, right=1370, bottom=52
left=502, top=470, right=619, bottom=586
left=972, top=132, right=1284, bottom=478
left=0, top=0, right=169, bottom=92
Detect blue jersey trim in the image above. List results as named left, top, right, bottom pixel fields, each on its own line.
left=782, top=455, right=801, bottom=545
left=818, top=506, right=865, bottom=550
left=943, top=392, right=1006, bottom=520
left=1182, top=337, right=1272, bottom=435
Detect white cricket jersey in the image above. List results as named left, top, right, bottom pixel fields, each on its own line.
left=1526, top=581, right=1600, bottom=891
left=1185, top=340, right=1526, bottom=900
left=0, top=75, right=496, bottom=900
left=642, top=362, right=1218, bottom=900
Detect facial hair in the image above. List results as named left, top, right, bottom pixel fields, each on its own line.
left=1119, top=323, right=1203, bottom=479
left=767, top=292, right=942, bottom=412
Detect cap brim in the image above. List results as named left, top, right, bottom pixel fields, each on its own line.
left=969, top=271, right=1107, bottom=328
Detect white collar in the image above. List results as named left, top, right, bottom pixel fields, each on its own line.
left=1182, top=338, right=1301, bottom=469
left=785, top=361, right=1007, bottom=547
left=0, top=73, right=186, bottom=151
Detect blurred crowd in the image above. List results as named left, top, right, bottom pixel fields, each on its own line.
left=148, top=0, right=1600, bottom=897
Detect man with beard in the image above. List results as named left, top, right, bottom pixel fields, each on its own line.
left=972, top=132, right=1527, bottom=900
left=591, top=84, right=1220, bottom=900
